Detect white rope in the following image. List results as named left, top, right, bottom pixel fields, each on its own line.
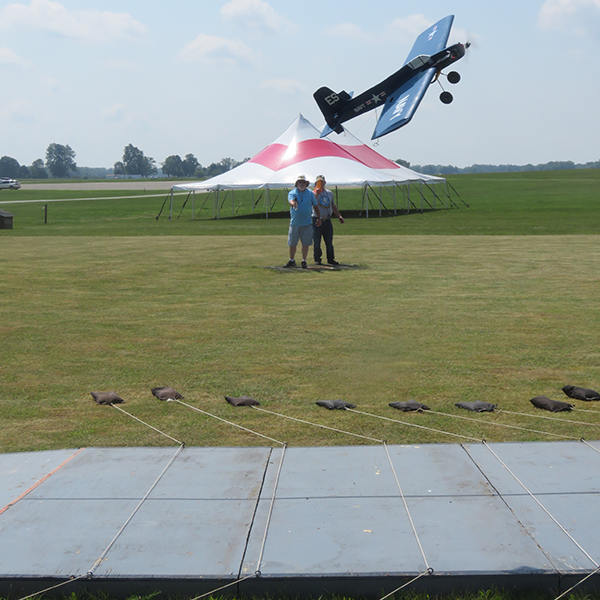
left=499, top=408, right=600, bottom=429
left=187, top=573, right=256, bottom=600
left=378, top=568, right=433, bottom=600
left=553, top=564, right=600, bottom=600
left=111, top=404, right=184, bottom=445
left=347, top=408, right=481, bottom=442
left=252, top=406, right=384, bottom=443
left=87, top=443, right=185, bottom=576
left=482, top=441, right=599, bottom=568
left=254, top=443, right=288, bottom=576
left=575, top=407, right=600, bottom=414
left=427, top=409, right=578, bottom=440
left=174, top=400, right=285, bottom=446
left=383, top=442, right=430, bottom=571
left=581, top=439, right=600, bottom=455
left=15, top=574, right=88, bottom=600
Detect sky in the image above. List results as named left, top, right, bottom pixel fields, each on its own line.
left=1, top=0, right=599, bottom=170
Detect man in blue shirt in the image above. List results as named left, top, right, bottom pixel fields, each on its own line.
left=285, top=174, right=321, bottom=268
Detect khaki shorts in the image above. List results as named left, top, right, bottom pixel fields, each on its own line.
left=288, top=224, right=314, bottom=247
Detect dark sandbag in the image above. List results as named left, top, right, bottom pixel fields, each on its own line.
left=316, top=400, right=356, bottom=410
left=152, top=386, right=184, bottom=401
left=562, top=385, right=600, bottom=401
left=530, top=395, right=574, bottom=412
left=389, top=400, right=430, bottom=412
left=225, top=395, right=260, bottom=407
left=90, top=391, right=124, bottom=405
left=455, top=401, right=497, bottom=413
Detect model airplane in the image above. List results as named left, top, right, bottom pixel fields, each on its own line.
left=314, top=15, right=469, bottom=140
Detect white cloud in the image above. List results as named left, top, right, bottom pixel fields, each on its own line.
left=384, top=14, right=433, bottom=42
left=329, top=23, right=373, bottom=42
left=260, top=79, right=305, bottom=94
left=0, top=99, right=37, bottom=122
left=220, top=0, right=288, bottom=33
left=101, top=103, right=128, bottom=122
left=0, top=47, right=33, bottom=68
left=178, top=33, right=259, bottom=65
left=0, top=0, right=147, bottom=42
left=539, top=0, right=600, bottom=36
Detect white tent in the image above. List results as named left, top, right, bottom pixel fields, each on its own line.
left=170, top=114, right=447, bottom=218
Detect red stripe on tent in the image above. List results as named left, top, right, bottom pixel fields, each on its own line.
left=0, top=448, right=85, bottom=515
left=249, top=139, right=400, bottom=171
left=338, top=144, right=400, bottom=170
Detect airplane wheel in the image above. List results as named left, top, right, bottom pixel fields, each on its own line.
left=440, top=91, right=453, bottom=104
left=448, top=71, right=461, bottom=84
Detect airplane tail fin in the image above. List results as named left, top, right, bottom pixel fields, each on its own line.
left=313, top=86, right=351, bottom=134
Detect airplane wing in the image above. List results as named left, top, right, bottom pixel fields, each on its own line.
left=371, top=15, right=455, bottom=139
left=404, top=15, right=454, bottom=63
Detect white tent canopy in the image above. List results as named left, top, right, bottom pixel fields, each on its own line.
left=172, top=114, right=444, bottom=192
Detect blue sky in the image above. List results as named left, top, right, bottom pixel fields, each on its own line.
left=1, top=0, right=599, bottom=169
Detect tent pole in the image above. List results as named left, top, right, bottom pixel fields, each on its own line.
left=169, top=189, right=173, bottom=221
left=420, top=183, right=424, bottom=213
left=393, top=185, right=396, bottom=215
left=434, top=183, right=436, bottom=210
left=232, top=189, right=234, bottom=217
left=192, top=191, right=195, bottom=219
left=365, top=186, right=369, bottom=219
left=335, top=186, right=339, bottom=210
left=252, top=189, right=254, bottom=214
left=379, top=185, right=382, bottom=217
left=266, top=188, right=269, bottom=220
left=216, top=190, right=220, bottom=220
left=445, top=181, right=448, bottom=209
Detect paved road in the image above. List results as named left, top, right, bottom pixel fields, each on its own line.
left=20, top=181, right=194, bottom=191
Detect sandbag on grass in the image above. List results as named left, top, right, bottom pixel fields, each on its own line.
left=316, top=400, right=356, bottom=410
left=225, top=395, right=260, bottom=406
left=455, top=401, right=497, bottom=412
left=562, top=385, right=600, bottom=401
left=90, top=391, right=125, bottom=405
left=389, top=400, right=430, bottom=412
left=530, top=395, right=574, bottom=412
left=152, top=386, right=184, bottom=400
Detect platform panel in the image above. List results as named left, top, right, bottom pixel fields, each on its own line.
left=0, top=449, right=79, bottom=509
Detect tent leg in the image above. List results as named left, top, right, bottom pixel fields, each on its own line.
left=393, top=186, right=396, bottom=215
left=232, top=189, right=234, bottom=217
left=266, top=188, right=269, bottom=220
left=252, top=189, right=254, bottom=214
left=169, top=189, right=173, bottom=221
left=379, top=185, right=382, bottom=217
left=192, top=191, right=195, bottom=219
left=365, top=186, right=369, bottom=218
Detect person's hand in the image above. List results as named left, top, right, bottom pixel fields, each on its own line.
left=339, top=216, right=345, bottom=224
left=316, top=218, right=322, bottom=225
left=290, top=200, right=298, bottom=209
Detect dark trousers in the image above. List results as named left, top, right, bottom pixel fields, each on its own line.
left=312, top=217, right=335, bottom=263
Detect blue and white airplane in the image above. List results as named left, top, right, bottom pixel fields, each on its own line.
left=314, top=15, right=469, bottom=140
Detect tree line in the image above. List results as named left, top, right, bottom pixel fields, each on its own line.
left=396, top=159, right=600, bottom=175
left=0, top=143, right=248, bottom=180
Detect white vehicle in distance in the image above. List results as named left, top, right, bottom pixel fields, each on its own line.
left=0, top=178, right=21, bottom=190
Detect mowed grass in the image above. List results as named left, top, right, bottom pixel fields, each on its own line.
left=2, top=221, right=600, bottom=450
left=1, top=168, right=600, bottom=236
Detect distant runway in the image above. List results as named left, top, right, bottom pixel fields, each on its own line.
left=20, top=181, right=194, bottom=191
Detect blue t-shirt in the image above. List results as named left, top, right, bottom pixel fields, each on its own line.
left=288, top=188, right=317, bottom=227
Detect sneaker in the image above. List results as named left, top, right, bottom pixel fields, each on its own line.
left=285, top=259, right=296, bottom=268
left=328, top=260, right=340, bottom=266
left=301, top=260, right=307, bottom=269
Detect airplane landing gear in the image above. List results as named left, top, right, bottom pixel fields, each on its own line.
left=440, top=91, right=453, bottom=104
left=447, top=71, right=461, bottom=84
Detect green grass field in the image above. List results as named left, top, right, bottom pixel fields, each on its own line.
left=1, top=170, right=600, bottom=453
left=2, top=169, right=599, bottom=599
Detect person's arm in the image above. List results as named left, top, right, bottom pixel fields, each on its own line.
left=313, top=196, right=322, bottom=224
left=288, top=190, right=298, bottom=209
left=332, top=201, right=345, bottom=224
